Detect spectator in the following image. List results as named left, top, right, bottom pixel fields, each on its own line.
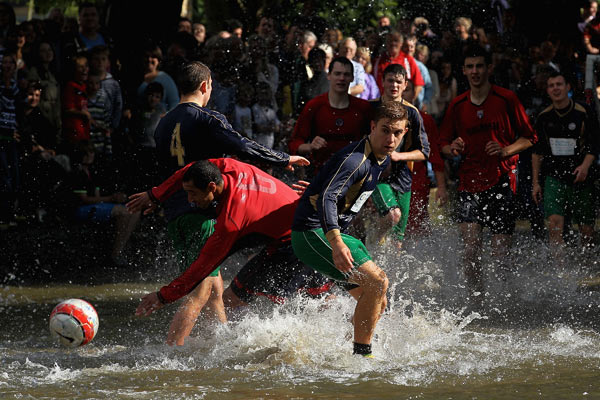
left=322, top=28, right=342, bottom=52
left=338, top=37, right=366, bottom=97
left=247, top=35, right=279, bottom=109
left=86, top=71, right=112, bottom=158
left=62, top=54, right=90, bottom=146
left=579, top=1, right=598, bottom=32
left=252, top=81, right=280, bottom=149
left=192, top=22, right=206, bottom=45
left=415, top=43, right=440, bottom=117
left=136, top=43, right=179, bottom=112
left=24, top=40, right=61, bottom=142
left=232, top=82, right=254, bottom=139
left=436, top=58, right=457, bottom=119
left=0, top=51, right=19, bottom=226
left=127, top=81, right=165, bottom=191
left=355, top=46, right=380, bottom=100
left=226, top=19, right=243, bottom=39
left=178, top=17, right=192, bottom=34
left=89, top=45, right=122, bottom=134
left=318, top=42, right=333, bottom=72
left=67, top=140, right=141, bottom=266
left=402, top=34, right=432, bottom=110
left=298, top=47, right=329, bottom=111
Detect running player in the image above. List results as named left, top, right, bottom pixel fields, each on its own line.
left=369, top=64, right=430, bottom=248
left=289, top=56, right=373, bottom=174
left=129, top=158, right=331, bottom=345
left=532, top=71, right=599, bottom=254
left=291, top=101, right=410, bottom=358
left=152, top=60, right=308, bottom=344
left=439, top=45, right=537, bottom=298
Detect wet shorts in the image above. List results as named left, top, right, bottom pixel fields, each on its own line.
left=371, top=183, right=412, bottom=241
left=291, top=228, right=372, bottom=282
left=230, top=240, right=335, bottom=304
left=544, top=176, right=595, bottom=225
left=167, top=213, right=220, bottom=277
left=456, top=175, right=516, bottom=235
left=74, top=203, right=116, bottom=223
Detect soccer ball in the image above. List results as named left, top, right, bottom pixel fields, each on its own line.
left=49, top=299, right=99, bottom=347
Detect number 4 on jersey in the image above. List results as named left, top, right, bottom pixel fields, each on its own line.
left=170, top=123, right=186, bottom=166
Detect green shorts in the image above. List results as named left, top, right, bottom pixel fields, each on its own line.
left=167, top=213, right=220, bottom=277
left=370, top=183, right=412, bottom=241
left=544, top=176, right=595, bottom=226
left=291, top=229, right=372, bottom=282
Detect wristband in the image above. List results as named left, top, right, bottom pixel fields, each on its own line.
left=148, top=189, right=160, bottom=205
left=156, top=290, right=167, bottom=304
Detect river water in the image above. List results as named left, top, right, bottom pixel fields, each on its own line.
left=2, top=221, right=600, bottom=399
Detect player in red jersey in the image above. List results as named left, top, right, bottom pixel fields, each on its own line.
left=439, top=45, right=537, bottom=299
left=129, top=158, right=331, bottom=344
left=401, top=80, right=447, bottom=237
left=289, top=56, right=373, bottom=173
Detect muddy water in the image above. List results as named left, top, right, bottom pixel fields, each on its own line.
left=2, top=226, right=600, bottom=399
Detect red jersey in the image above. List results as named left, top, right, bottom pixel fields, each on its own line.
left=412, top=111, right=443, bottom=191
left=62, top=80, right=90, bottom=143
left=289, top=93, right=373, bottom=170
left=373, top=51, right=425, bottom=93
left=152, top=158, right=300, bottom=303
left=439, top=85, right=537, bottom=193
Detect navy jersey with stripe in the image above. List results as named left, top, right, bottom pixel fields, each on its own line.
left=154, top=102, right=290, bottom=220
left=370, top=98, right=430, bottom=193
left=292, top=136, right=389, bottom=234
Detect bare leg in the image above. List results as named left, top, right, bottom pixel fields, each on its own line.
left=110, top=205, right=140, bottom=258
left=459, top=222, right=484, bottom=294
left=203, top=271, right=227, bottom=323
left=347, top=261, right=388, bottom=345
left=166, top=275, right=224, bottom=346
left=222, top=286, right=248, bottom=310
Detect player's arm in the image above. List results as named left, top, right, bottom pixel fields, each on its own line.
left=158, top=220, right=236, bottom=305
left=486, top=136, right=533, bottom=158
left=209, top=113, right=308, bottom=168
left=289, top=102, right=326, bottom=156
left=126, top=161, right=196, bottom=214
left=317, top=154, right=364, bottom=274
left=531, top=152, right=543, bottom=205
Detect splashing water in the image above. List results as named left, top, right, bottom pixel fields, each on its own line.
left=2, top=225, right=600, bottom=399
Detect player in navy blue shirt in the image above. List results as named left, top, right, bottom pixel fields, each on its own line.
left=291, top=101, right=410, bottom=358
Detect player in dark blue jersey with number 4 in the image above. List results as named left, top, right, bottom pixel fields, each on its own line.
left=144, top=61, right=308, bottom=345
left=292, top=101, right=409, bottom=358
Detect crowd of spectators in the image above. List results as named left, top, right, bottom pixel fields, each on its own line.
left=2, top=1, right=600, bottom=265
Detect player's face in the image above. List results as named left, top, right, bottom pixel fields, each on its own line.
left=383, top=73, right=407, bottom=101
left=546, top=75, right=570, bottom=103
left=369, top=117, right=408, bottom=160
left=183, top=181, right=215, bottom=209
left=328, top=61, right=353, bottom=94
left=463, top=56, right=490, bottom=89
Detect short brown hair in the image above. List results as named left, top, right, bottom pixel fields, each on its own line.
left=373, top=101, right=408, bottom=123
left=176, top=61, right=211, bottom=95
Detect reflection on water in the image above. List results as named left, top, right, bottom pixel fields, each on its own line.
left=2, top=225, right=600, bottom=399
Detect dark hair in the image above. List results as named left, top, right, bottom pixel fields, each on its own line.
left=547, top=70, right=571, bottom=86
left=78, top=2, right=97, bottom=14
left=328, top=55, right=353, bottom=75
left=145, top=81, right=164, bottom=97
left=143, top=43, right=163, bottom=62
left=373, top=101, right=408, bottom=123
left=462, top=44, right=492, bottom=65
left=383, top=63, right=407, bottom=80
left=182, top=160, right=223, bottom=189
left=90, top=44, right=110, bottom=58
left=176, top=60, right=211, bottom=95
left=226, top=19, right=243, bottom=31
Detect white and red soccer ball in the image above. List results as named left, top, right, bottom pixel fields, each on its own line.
left=49, top=299, right=99, bottom=347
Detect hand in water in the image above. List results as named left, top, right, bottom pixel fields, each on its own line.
left=135, top=292, right=164, bottom=316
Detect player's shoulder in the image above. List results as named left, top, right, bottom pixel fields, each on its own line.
left=490, top=85, right=521, bottom=104
left=449, top=90, right=470, bottom=108
left=350, top=95, right=373, bottom=111
left=537, top=104, right=555, bottom=118
left=304, top=92, right=329, bottom=110
left=573, top=101, right=590, bottom=114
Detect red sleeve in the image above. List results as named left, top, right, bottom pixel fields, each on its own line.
left=422, top=112, right=444, bottom=172
left=408, top=56, right=425, bottom=87
left=62, top=82, right=77, bottom=110
left=289, top=98, right=319, bottom=154
left=159, top=213, right=238, bottom=303
left=151, top=161, right=196, bottom=202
